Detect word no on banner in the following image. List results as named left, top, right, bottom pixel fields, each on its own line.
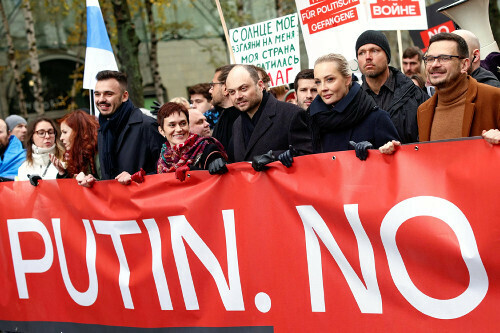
left=229, top=14, right=300, bottom=87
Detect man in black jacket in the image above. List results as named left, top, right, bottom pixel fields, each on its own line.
left=356, top=30, right=429, bottom=144
left=453, top=30, right=500, bottom=88
left=225, top=65, right=312, bottom=163
left=209, top=64, right=240, bottom=151
left=95, top=70, right=164, bottom=183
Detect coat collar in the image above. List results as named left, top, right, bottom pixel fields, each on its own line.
left=418, top=76, right=477, bottom=141
left=116, top=107, right=143, bottom=151
left=243, top=93, right=276, bottom=159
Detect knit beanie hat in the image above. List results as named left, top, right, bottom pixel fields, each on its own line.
left=5, top=115, right=27, bottom=131
left=355, top=30, right=391, bottom=63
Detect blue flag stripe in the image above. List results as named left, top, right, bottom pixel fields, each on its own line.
left=86, top=6, right=113, bottom=52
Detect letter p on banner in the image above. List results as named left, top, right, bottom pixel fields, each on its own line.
left=7, top=218, right=54, bottom=299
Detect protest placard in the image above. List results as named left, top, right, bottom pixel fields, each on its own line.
left=229, top=14, right=300, bottom=87
left=296, top=0, right=428, bottom=67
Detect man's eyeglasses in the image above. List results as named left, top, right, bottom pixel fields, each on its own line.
left=209, top=82, right=224, bottom=88
left=35, top=129, right=55, bottom=137
left=423, top=54, right=464, bottom=65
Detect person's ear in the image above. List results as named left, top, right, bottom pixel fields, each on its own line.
left=257, top=80, right=265, bottom=91
left=122, top=90, right=129, bottom=102
left=158, top=126, right=165, bottom=137
left=472, top=49, right=480, bottom=64
left=461, top=58, right=470, bottom=74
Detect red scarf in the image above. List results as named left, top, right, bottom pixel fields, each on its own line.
left=157, top=133, right=227, bottom=174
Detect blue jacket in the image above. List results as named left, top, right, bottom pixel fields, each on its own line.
left=0, top=136, right=26, bottom=180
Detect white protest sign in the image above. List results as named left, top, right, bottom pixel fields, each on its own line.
left=296, top=0, right=428, bottom=68
left=229, top=14, right=300, bottom=87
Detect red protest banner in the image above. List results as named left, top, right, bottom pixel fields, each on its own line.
left=0, top=138, right=499, bottom=332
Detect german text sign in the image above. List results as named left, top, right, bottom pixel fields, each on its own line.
left=295, top=0, right=428, bottom=66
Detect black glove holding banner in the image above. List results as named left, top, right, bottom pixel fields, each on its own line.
left=349, top=141, right=373, bottom=161
left=252, top=151, right=276, bottom=171
left=150, top=101, right=162, bottom=116
left=277, top=145, right=298, bottom=168
left=208, top=157, right=228, bottom=175
left=28, top=174, right=42, bottom=186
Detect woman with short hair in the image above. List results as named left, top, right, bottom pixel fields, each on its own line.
left=156, top=102, right=228, bottom=180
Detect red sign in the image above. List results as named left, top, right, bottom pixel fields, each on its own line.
left=420, top=20, right=456, bottom=48
left=370, top=0, right=421, bottom=18
left=0, top=139, right=499, bottom=332
left=300, top=0, right=360, bottom=34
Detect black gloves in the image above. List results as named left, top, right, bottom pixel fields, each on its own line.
left=252, top=151, right=275, bottom=171
left=151, top=101, right=162, bottom=116
left=349, top=141, right=373, bottom=161
left=28, top=174, right=42, bottom=186
left=277, top=145, right=298, bottom=168
left=208, top=157, right=228, bottom=175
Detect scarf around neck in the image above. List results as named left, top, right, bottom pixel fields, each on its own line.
left=157, top=133, right=227, bottom=173
left=98, top=99, right=135, bottom=178
left=309, top=82, right=378, bottom=151
left=31, top=143, right=55, bottom=166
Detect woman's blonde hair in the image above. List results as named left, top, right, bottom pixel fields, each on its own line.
left=314, top=53, right=352, bottom=78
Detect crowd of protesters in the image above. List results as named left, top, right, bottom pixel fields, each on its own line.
left=0, top=30, right=499, bottom=186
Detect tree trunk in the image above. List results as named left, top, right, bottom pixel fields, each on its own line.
left=275, top=0, right=283, bottom=17
left=145, top=0, right=164, bottom=104
left=21, top=0, right=44, bottom=115
left=0, top=0, right=28, bottom=117
left=70, top=24, right=85, bottom=111
left=111, top=0, right=144, bottom=107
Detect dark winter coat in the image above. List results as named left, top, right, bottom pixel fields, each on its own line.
left=98, top=106, right=164, bottom=180
left=230, top=93, right=313, bottom=162
left=309, top=82, right=400, bottom=153
left=364, top=67, right=429, bottom=144
left=212, top=105, right=240, bottom=152
left=471, top=66, right=500, bottom=88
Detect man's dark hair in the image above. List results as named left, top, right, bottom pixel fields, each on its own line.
left=215, top=64, right=236, bottom=84
left=157, top=102, right=189, bottom=128
left=294, top=69, right=315, bottom=91
left=188, top=83, right=212, bottom=102
left=96, top=70, right=128, bottom=91
left=429, top=32, right=469, bottom=59
left=252, top=65, right=270, bottom=84
left=403, top=46, right=423, bottom=62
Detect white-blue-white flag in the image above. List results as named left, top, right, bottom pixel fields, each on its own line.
left=83, top=0, right=118, bottom=90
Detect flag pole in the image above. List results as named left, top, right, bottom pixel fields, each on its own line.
left=397, top=30, right=403, bottom=70
left=215, top=0, right=236, bottom=63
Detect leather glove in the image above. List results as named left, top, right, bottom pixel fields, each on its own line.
left=151, top=101, right=162, bottom=116
left=208, top=157, right=228, bottom=175
left=28, top=174, right=42, bottom=186
left=131, top=168, right=146, bottom=183
left=349, top=141, right=373, bottom=161
left=252, top=150, right=276, bottom=171
left=175, top=165, right=190, bottom=181
left=278, top=145, right=298, bottom=168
